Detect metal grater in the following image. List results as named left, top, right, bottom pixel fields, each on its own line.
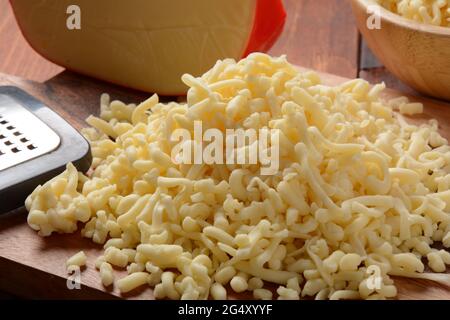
left=0, top=94, right=61, bottom=171
left=0, top=86, right=91, bottom=214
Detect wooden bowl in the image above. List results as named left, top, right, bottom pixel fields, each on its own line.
left=351, top=0, right=450, bottom=101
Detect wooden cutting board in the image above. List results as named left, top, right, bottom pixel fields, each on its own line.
left=0, top=69, right=449, bottom=300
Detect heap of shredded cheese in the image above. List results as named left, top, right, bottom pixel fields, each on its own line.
left=375, top=0, right=450, bottom=27
left=25, top=53, right=450, bottom=300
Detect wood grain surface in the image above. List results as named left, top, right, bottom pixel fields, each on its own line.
left=0, top=0, right=62, bottom=82
left=269, top=0, right=360, bottom=78
left=0, top=69, right=450, bottom=300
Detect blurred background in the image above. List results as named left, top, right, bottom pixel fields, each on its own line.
left=0, top=0, right=415, bottom=95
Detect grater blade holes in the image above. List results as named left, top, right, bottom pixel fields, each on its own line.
left=0, top=94, right=61, bottom=171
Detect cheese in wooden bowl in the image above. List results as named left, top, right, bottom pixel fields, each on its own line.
left=351, top=0, right=450, bottom=101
